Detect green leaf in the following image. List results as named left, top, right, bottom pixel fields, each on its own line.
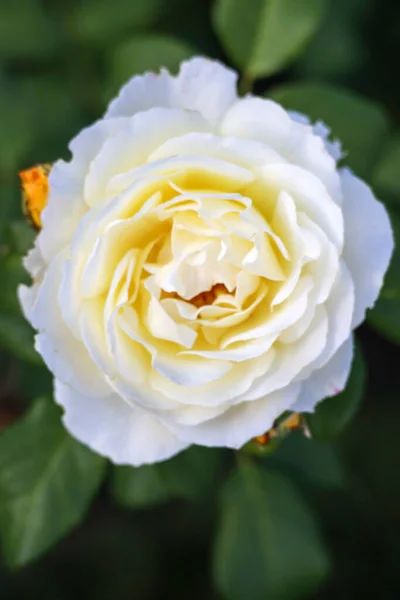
left=72, top=0, right=163, bottom=45
left=112, top=446, right=222, bottom=508
left=16, top=76, right=84, bottom=154
left=372, top=135, right=400, bottom=203
left=107, top=35, right=195, bottom=98
left=269, top=82, right=390, bottom=177
left=16, top=361, right=53, bottom=403
left=0, top=255, right=29, bottom=315
left=213, top=0, right=327, bottom=79
left=271, top=432, right=344, bottom=490
left=7, top=221, right=36, bottom=257
left=294, top=0, right=369, bottom=82
left=0, top=398, right=106, bottom=568
left=0, top=87, right=36, bottom=175
left=0, top=185, right=22, bottom=247
left=368, top=207, right=400, bottom=344
left=0, top=253, right=40, bottom=363
left=213, top=460, right=330, bottom=600
left=0, top=313, right=40, bottom=365
left=0, top=1, right=59, bottom=61
left=305, top=344, right=367, bottom=441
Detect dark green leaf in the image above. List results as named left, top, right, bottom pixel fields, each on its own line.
left=0, top=255, right=29, bottom=315
left=372, top=135, right=400, bottom=203
left=112, top=446, right=222, bottom=508
left=0, top=250, right=36, bottom=369
left=0, top=87, right=36, bottom=175
left=271, top=432, right=344, bottom=489
left=73, top=0, right=163, bottom=45
left=0, top=313, right=40, bottom=365
left=0, top=398, right=106, bottom=568
left=305, top=344, right=366, bottom=441
left=16, top=361, right=53, bottom=403
left=295, top=0, right=369, bottom=82
left=213, top=459, right=330, bottom=600
left=7, top=221, right=36, bottom=257
left=0, top=1, right=59, bottom=61
left=213, top=0, right=327, bottom=79
left=16, top=76, right=84, bottom=154
left=368, top=207, right=400, bottom=344
left=0, top=185, right=22, bottom=247
left=269, top=82, right=390, bottom=177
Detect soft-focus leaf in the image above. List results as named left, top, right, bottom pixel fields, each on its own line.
left=0, top=185, right=22, bottom=247
left=0, top=239, right=36, bottom=366
left=156, top=0, right=220, bottom=57
left=295, top=0, right=370, bottom=81
left=373, top=135, right=400, bottom=202
left=0, top=255, right=29, bottom=315
left=305, top=344, right=366, bottom=441
left=0, top=398, right=106, bottom=568
left=270, top=82, right=390, bottom=177
left=0, top=313, right=40, bottom=365
left=16, top=76, right=84, bottom=155
left=0, top=88, right=36, bottom=175
left=271, top=432, right=344, bottom=490
left=112, top=446, right=222, bottom=508
left=7, top=221, right=36, bottom=257
left=73, top=0, right=163, bottom=45
left=0, top=1, right=59, bottom=61
left=368, top=207, right=400, bottom=344
left=213, top=459, right=330, bottom=600
left=108, top=35, right=195, bottom=96
left=213, top=0, right=327, bottom=78
left=15, top=361, right=53, bottom=403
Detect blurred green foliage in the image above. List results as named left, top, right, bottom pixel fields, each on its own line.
left=0, top=0, right=400, bottom=598
left=213, top=0, right=328, bottom=80
left=0, top=399, right=105, bottom=568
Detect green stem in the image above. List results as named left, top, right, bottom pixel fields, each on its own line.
left=239, top=73, right=254, bottom=96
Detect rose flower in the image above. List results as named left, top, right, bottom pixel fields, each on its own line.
left=19, top=58, right=393, bottom=465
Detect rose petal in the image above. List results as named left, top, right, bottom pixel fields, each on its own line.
left=55, top=380, right=188, bottom=466
left=161, top=383, right=300, bottom=448
left=291, top=336, right=353, bottom=413
left=341, top=168, right=394, bottom=328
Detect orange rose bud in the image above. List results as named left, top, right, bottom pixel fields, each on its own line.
left=281, top=412, right=302, bottom=431
left=254, top=432, right=271, bottom=446
left=19, top=164, right=51, bottom=229
left=253, top=413, right=303, bottom=446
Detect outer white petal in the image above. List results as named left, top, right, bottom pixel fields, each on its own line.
left=105, top=69, right=179, bottom=119
left=220, top=97, right=341, bottom=200
left=105, top=57, right=238, bottom=127
left=298, top=261, right=354, bottom=378
left=341, top=168, right=394, bottom=328
left=23, top=243, right=46, bottom=278
left=175, top=57, right=238, bottom=125
left=290, top=111, right=343, bottom=162
left=38, top=118, right=127, bottom=263
left=162, top=384, right=300, bottom=448
left=291, top=335, right=354, bottom=413
left=24, top=252, right=111, bottom=398
left=55, top=380, right=189, bottom=466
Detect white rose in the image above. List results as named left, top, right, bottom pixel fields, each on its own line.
left=19, top=57, right=393, bottom=466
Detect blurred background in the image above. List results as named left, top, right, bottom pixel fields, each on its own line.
left=0, top=0, right=400, bottom=598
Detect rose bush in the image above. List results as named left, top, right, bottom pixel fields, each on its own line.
left=19, top=57, right=393, bottom=466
